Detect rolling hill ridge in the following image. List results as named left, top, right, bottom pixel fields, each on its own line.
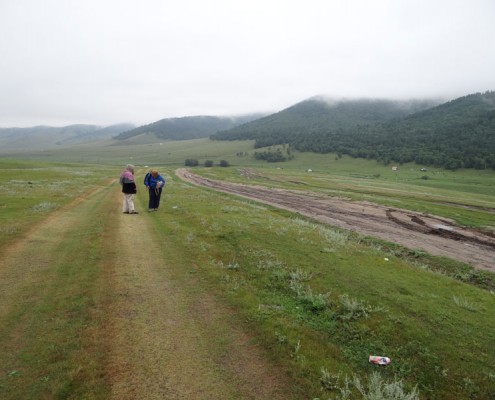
left=114, top=114, right=267, bottom=141
left=0, top=123, right=135, bottom=150
left=212, top=92, right=495, bottom=170
left=211, top=97, right=438, bottom=146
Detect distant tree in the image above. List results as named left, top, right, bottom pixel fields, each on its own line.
left=184, top=159, right=199, bottom=167
left=219, top=160, right=230, bottom=167
left=254, top=149, right=287, bottom=162
left=204, top=160, right=214, bottom=167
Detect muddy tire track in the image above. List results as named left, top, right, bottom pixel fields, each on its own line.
left=176, top=169, right=495, bottom=272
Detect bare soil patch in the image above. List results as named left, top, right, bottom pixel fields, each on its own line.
left=176, top=169, right=495, bottom=272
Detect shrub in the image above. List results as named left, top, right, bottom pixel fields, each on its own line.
left=320, top=371, right=419, bottom=400
left=354, top=371, right=420, bottom=400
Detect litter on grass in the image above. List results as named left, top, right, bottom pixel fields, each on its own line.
left=369, top=355, right=391, bottom=365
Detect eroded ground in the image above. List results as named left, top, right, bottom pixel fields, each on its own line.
left=176, top=169, right=495, bottom=272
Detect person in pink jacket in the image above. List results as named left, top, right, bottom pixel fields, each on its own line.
left=119, top=164, right=138, bottom=214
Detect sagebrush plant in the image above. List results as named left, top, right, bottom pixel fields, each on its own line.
left=337, top=294, right=372, bottom=321
left=353, top=371, right=419, bottom=400
left=320, top=367, right=341, bottom=391
left=288, top=268, right=330, bottom=312
left=336, top=294, right=386, bottom=321
left=452, top=295, right=479, bottom=312
left=257, top=257, right=284, bottom=270
left=317, top=371, right=419, bottom=400
left=31, top=202, right=58, bottom=212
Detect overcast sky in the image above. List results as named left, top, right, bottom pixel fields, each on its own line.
left=1, top=0, right=494, bottom=128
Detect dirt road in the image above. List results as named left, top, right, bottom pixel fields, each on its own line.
left=106, top=187, right=295, bottom=399
left=0, top=181, right=296, bottom=399
left=176, top=169, right=495, bottom=272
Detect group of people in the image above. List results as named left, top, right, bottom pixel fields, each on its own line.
left=119, top=164, right=166, bottom=214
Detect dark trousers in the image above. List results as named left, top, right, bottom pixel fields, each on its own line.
left=148, top=188, right=162, bottom=209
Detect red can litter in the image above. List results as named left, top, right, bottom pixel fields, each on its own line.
left=369, top=355, right=391, bottom=365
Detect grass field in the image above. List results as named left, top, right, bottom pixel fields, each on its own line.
left=3, top=137, right=494, bottom=230
left=139, top=166, right=495, bottom=399
left=1, top=146, right=495, bottom=399
left=0, top=159, right=118, bottom=251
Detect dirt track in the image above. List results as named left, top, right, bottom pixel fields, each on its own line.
left=0, top=181, right=298, bottom=399
left=108, top=187, right=295, bottom=399
left=176, top=169, right=495, bottom=272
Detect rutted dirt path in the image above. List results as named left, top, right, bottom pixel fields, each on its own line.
left=176, top=169, right=495, bottom=272
left=0, top=182, right=297, bottom=399
left=106, top=187, right=295, bottom=399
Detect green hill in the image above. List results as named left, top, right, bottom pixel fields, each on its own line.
left=0, top=123, right=135, bottom=150
left=114, top=114, right=266, bottom=141
left=292, top=92, right=495, bottom=170
left=211, top=97, right=437, bottom=147
left=212, top=92, right=495, bottom=170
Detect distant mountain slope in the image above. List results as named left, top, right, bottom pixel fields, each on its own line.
left=115, top=114, right=266, bottom=141
left=291, top=91, right=495, bottom=170
left=212, top=92, right=495, bottom=170
left=211, top=97, right=437, bottom=147
left=0, top=123, right=135, bottom=150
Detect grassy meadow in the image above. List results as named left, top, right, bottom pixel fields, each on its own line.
left=0, top=159, right=118, bottom=251
left=137, top=166, right=495, bottom=399
left=0, top=160, right=119, bottom=399
left=1, top=140, right=495, bottom=399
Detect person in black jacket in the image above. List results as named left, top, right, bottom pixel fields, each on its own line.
left=119, top=164, right=138, bottom=214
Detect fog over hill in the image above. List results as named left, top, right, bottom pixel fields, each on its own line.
left=0, top=123, right=135, bottom=150
left=211, top=97, right=440, bottom=145
left=114, top=114, right=267, bottom=142
left=2, top=91, right=494, bottom=171
left=212, top=91, right=495, bottom=170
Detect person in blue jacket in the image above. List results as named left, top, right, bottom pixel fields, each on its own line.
left=144, top=169, right=166, bottom=211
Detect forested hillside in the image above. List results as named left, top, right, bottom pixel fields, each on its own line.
left=211, top=97, right=436, bottom=147
left=211, top=92, right=495, bottom=170
left=115, top=114, right=266, bottom=141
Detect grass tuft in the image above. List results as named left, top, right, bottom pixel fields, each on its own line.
left=354, top=371, right=420, bottom=400
left=31, top=202, right=58, bottom=213
left=452, top=295, right=479, bottom=312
